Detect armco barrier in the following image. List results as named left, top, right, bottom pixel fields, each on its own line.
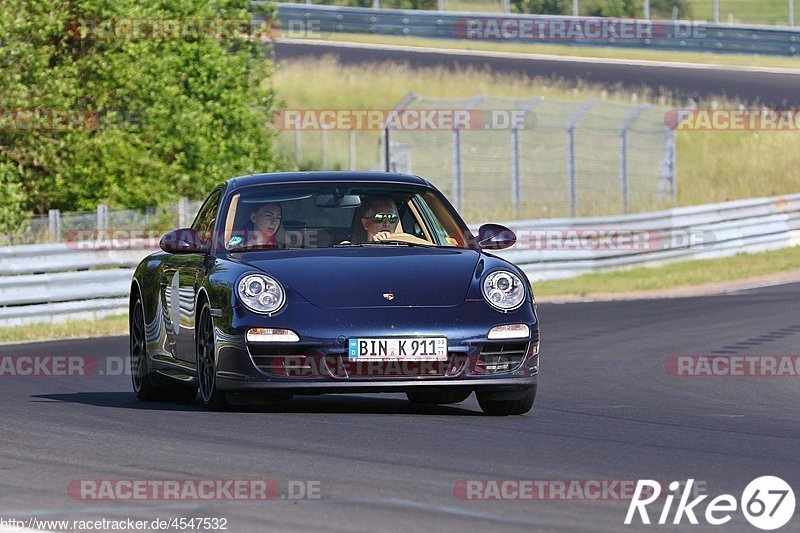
left=270, top=3, right=800, bottom=56
left=1, top=193, right=799, bottom=326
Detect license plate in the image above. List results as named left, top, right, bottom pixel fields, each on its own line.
left=348, top=337, right=448, bottom=361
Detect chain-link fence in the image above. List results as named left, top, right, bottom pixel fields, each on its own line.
left=4, top=93, right=675, bottom=244
left=277, top=93, right=676, bottom=221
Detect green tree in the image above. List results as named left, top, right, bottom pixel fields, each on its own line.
left=649, top=0, right=693, bottom=19
left=512, top=0, right=569, bottom=14
left=0, top=0, right=286, bottom=220
left=0, top=161, right=28, bottom=240
left=580, top=0, right=643, bottom=17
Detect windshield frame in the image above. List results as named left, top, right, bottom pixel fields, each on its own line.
left=216, top=180, right=477, bottom=253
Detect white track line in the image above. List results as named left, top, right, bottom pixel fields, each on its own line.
left=278, top=37, right=800, bottom=75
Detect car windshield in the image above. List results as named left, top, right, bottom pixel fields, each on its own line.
left=221, top=182, right=473, bottom=251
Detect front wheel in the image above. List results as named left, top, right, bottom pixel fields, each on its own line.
left=131, top=296, right=161, bottom=401
left=476, top=385, right=536, bottom=416
left=131, top=295, right=197, bottom=403
left=196, top=302, right=230, bottom=411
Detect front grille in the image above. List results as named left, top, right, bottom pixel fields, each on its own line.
left=476, top=342, right=528, bottom=374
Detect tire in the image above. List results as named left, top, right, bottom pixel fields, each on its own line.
left=476, top=385, right=537, bottom=416
left=131, top=295, right=198, bottom=403
left=196, top=301, right=230, bottom=411
left=131, top=296, right=162, bottom=401
left=406, top=390, right=472, bottom=405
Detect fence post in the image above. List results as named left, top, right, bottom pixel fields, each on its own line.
left=644, top=0, right=650, bottom=19
left=510, top=97, right=544, bottom=218
left=658, top=129, right=678, bottom=202
left=438, top=0, right=445, bottom=11
left=503, top=0, right=510, bottom=15
left=349, top=130, right=356, bottom=171
left=572, top=0, right=579, bottom=16
left=321, top=128, right=328, bottom=169
left=510, top=127, right=520, bottom=217
left=713, top=0, right=720, bottom=23
left=671, top=129, right=678, bottom=201
left=178, top=197, right=189, bottom=228
left=452, top=127, right=462, bottom=211
left=97, top=204, right=108, bottom=230
left=48, top=209, right=61, bottom=243
left=619, top=105, right=650, bottom=214
left=295, top=129, right=302, bottom=166
left=791, top=0, right=795, bottom=27
left=565, top=99, right=597, bottom=217
left=381, top=128, right=391, bottom=172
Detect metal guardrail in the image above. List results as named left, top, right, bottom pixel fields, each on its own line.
left=272, top=3, right=800, bottom=56
left=0, top=193, right=799, bottom=326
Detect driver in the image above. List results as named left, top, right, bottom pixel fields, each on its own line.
left=247, top=202, right=283, bottom=247
left=356, top=196, right=399, bottom=243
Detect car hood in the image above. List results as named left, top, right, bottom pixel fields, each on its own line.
left=233, top=247, right=481, bottom=308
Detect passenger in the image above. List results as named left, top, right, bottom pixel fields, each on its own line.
left=248, top=202, right=283, bottom=247
left=352, top=196, right=399, bottom=243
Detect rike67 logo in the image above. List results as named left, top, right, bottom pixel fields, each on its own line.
left=625, top=477, right=796, bottom=530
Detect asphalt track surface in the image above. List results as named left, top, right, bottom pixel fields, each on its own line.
left=2, top=282, right=800, bottom=532
left=273, top=40, right=800, bottom=108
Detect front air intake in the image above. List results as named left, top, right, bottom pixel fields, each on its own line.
left=476, top=343, right=528, bottom=374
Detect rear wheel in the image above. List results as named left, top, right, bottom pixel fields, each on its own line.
left=197, top=302, right=230, bottom=411
left=131, top=295, right=198, bottom=403
left=406, top=390, right=472, bottom=405
left=476, top=385, right=536, bottom=416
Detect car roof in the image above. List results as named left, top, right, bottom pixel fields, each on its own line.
left=227, top=171, right=431, bottom=191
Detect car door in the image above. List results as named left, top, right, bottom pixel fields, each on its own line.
left=161, top=189, right=221, bottom=365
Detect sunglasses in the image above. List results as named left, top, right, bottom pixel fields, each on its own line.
left=368, top=213, right=399, bottom=224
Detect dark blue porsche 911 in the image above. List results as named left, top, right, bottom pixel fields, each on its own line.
left=130, top=172, right=540, bottom=415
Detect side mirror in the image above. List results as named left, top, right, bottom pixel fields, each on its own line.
left=159, top=228, right=210, bottom=254
left=477, top=224, right=516, bottom=250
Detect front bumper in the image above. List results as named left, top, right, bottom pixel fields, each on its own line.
left=209, top=300, right=539, bottom=393
left=216, top=375, right=536, bottom=394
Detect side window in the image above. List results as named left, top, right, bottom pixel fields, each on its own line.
left=191, top=190, right=221, bottom=244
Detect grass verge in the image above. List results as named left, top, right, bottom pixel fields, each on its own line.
left=533, top=245, right=800, bottom=297
left=0, top=314, right=128, bottom=345
left=280, top=32, right=800, bottom=70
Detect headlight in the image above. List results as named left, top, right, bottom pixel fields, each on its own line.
left=482, top=271, right=525, bottom=311
left=238, top=273, right=285, bottom=315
